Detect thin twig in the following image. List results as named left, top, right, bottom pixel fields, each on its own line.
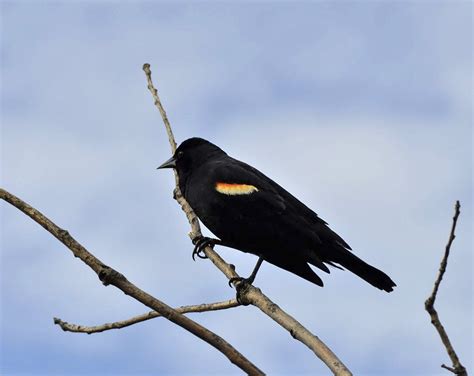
left=143, top=63, right=352, bottom=376
left=424, top=201, right=467, bottom=376
left=143, top=63, right=177, bottom=153
left=0, top=188, right=263, bottom=376
left=54, top=299, right=239, bottom=334
left=443, top=364, right=460, bottom=374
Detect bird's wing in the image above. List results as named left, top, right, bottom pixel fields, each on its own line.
left=205, top=159, right=324, bottom=247
left=227, top=158, right=353, bottom=251
left=228, top=158, right=325, bottom=219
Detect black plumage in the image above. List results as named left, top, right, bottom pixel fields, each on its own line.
left=158, top=137, right=396, bottom=292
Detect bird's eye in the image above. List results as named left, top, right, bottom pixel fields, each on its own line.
left=177, top=151, right=184, bottom=159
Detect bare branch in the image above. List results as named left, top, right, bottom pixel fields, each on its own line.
left=54, top=299, right=239, bottom=334
left=0, top=188, right=263, bottom=376
left=143, top=63, right=177, bottom=153
left=143, top=63, right=352, bottom=376
left=425, top=201, right=467, bottom=376
left=443, top=364, right=460, bottom=374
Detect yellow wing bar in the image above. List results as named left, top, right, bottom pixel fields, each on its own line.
left=215, top=182, right=259, bottom=196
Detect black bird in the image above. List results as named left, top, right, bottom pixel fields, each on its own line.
left=158, top=137, right=396, bottom=292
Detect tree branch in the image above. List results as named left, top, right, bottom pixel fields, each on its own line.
left=424, top=200, right=467, bottom=376
left=143, top=63, right=352, bottom=376
left=54, top=299, right=239, bottom=334
left=0, top=188, right=263, bottom=376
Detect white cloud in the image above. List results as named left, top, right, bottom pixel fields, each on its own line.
left=2, top=2, right=471, bottom=375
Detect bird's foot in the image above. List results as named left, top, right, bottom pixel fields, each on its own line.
left=192, top=236, right=220, bottom=260
left=228, top=276, right=255, bottom=305
left=227, top=257, right=263, bottom=304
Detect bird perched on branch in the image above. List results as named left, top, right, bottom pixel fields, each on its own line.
left=158, top=137, right=396, bottom=292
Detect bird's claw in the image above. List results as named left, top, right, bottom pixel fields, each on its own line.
left=228, top=277, right=253, bottom=305
left=192, top=237, right=215, bottom=261
left=228, top=276, right=253, bottom=288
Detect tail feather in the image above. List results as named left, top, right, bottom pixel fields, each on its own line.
left=333, top=250, right=396, bottom=292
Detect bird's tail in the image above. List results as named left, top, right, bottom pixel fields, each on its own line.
left=333, top=249, right=396, bottom=292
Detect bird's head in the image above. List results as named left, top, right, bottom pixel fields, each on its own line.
left=157, top=137, right=225, bottom=177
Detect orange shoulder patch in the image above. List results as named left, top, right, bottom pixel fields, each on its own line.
left=215, top=182, right=259, bottom=195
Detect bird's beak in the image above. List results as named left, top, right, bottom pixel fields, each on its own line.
left=157, top=156, right=177, bottom=169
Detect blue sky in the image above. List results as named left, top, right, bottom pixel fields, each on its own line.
left=1, top=1, right=472, bottom=375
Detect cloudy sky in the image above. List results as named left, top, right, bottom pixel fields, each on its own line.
left=1, top=1, right=472, bottom=375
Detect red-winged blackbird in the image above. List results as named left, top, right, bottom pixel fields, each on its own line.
left=158, top=137, right=396, bottom=292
